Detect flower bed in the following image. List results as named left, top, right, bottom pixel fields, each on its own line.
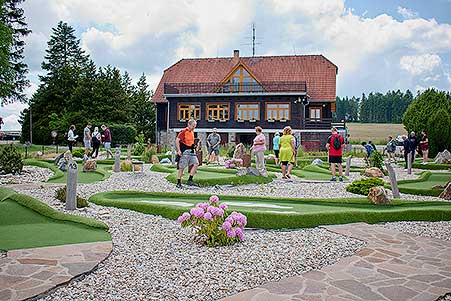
left=224, top=158, right=243, bottom=169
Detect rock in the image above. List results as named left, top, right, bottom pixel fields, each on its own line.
left=439, top=182, right=451, bottom=200
left=434, top=150, right=451, bottom=164
left=151, top=155, right=159, bottom=164
left=160, top=158, right=171, bottom=164
left=368, top=186, right=391, bottom=205
left=233, top=143, right=247, bottom=159
left=57, top=158, right=68, bottom=171
left=83, top=159, right=97, bottom=172
left=54, top=153, right=64, bottom=165
left=364, top=167, right=384, bottom=178
left=432, top=181, right=451, bottom=189
left=312, top=158, right=324, bottom=166
left=236, top=167, right=262, bottom=177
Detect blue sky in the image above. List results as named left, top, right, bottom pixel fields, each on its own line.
left=1, top=0, right=451, bottom=130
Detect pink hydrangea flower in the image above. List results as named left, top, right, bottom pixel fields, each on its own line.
left=190, top=207, right=204, bottom=218
left=226, top=228, right=236, bottom=238
left=212, top=207, right=224, bottom=217
left=219, top=203, right=228, bottom=210
left=196, top=202, right=209, bottom=210
left=222, top=221, right=232, bottom=231
left=235, top=227, right=244, bottom=241
left=209, top=195, right=219, bottom=204
left=177, top=212, right=191, bottom=224
left=204, top=212, right=214, bottom=221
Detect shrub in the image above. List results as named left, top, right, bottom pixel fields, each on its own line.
left=54, top=186, right=89, bottom=208
left=178, top=195, right=247, bottom=247
left=109, top=124, right=137, bottom=145
left=142, top=145, right=157, bottom=163
left=369, top=151, right=384, bottom=170
left=0, top=144, right=23, bottom=174
left=346, top=178, right=385, bottom=195
left=72, top=148, right=85, bottom=158
left=133, top=133, right=145, bottom=156
left=120, top=160, right=132, bottom=172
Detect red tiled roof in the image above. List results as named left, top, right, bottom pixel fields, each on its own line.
left=152, top=55, right=337, bottom=103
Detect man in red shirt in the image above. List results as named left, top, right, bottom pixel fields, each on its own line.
left=326, top=127, right=344, bottom=181
left=175, top=119, right=199, bottom=188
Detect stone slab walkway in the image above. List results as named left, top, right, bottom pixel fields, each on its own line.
left=221, top=223, right=451, bottom=301
left=0, top=241, right=112, bottom=301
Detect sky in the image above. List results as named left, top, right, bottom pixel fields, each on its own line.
left=1, top=0, right=451, bottom=130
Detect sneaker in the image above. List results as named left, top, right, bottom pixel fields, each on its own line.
left=176, top=182, right=182, bottom=189
left=339, top=176, right=343, bottom=182
left=186, top=180, right=199, bottom=187
left=330, top=177, right=337, bottom=182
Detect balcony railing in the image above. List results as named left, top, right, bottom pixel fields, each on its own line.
left=303, top=118, right=346, bottom=130
left=164, top=81, right=307, bottom=95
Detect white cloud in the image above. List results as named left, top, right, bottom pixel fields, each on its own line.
left=397, top=6, right=418, bottom=19
left=400, top=54, right=442, bottom=75
left=2, top=114, right=21, bottom=131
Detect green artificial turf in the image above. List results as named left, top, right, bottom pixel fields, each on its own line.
left=89, top=190, right=451, bottom=230
left=394, top=171, right=451, bottom=196
left=412, top=162, right=451, bottom=170
left=0, top=187, right=110, bottom=250
left=166, top=169, right=275, bottom=186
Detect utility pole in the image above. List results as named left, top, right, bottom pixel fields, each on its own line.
left=29, top=107, right=32, bottom=144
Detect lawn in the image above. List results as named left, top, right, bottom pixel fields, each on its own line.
left=0, top=188, right=110, bottom=250
left=395, top=172, right=451, bottom=196
left=89, top=191, right=451, bottom=229
left=347, top=123, right=406, bottom=144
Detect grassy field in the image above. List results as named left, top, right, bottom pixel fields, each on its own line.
left=347, top=123, right=406, bottom=144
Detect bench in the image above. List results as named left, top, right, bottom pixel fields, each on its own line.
left=131, top=160, right=144, bottom=173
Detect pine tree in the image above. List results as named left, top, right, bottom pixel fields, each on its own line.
left=131, top=74, right=155, bottom=141
left=0, top=0, right=30, bottom=105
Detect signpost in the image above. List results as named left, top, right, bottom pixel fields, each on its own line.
left=51, top=131, right=58, bottom=153
left=66, top=161, right=78, bottom=210
left=385, top=162, right=400, bottom=198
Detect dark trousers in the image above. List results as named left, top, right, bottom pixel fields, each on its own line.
left=68, top=141, right=74, bottom=152
left=91, top=143, right=100, bottom=158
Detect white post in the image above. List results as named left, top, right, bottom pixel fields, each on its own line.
left=385, top=162, right=400, bottom=198
left=65, top=161, right=78, bottom=210
left=127, top=144, right=131, bottom=160
left=113, top=147, right=121, bottom=172
left=407, top=152, right=412, bottom=175
left=345, top=156, right=352, bottom=176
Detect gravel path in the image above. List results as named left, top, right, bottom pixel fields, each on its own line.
left=0, top=165, right=53, bottom=185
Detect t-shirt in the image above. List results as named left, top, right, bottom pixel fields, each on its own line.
left=386, top=140, right=396, bottom=153
left=273, top=136, right=280, bottom=150
left=83, top=127, right=91, bottom=141
left=365, top=144, right=374, bottom=156
left=252, top=133, right=266, bottom=153
left=328, top=134, right=344, bottom=157
left=103, top=128, right=111, bottom=142
left=207, top=133, right=221, bottom=149
left=178, top=128, right=195, bottom=152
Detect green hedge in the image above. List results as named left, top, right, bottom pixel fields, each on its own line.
left=412, top=163, right=451, bottom=170
left=109, top=123, right=137, bottom=145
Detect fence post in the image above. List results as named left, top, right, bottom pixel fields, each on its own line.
left=385, top=162, right=400, bottom=198
left=127, top=144, right=131, bottom=160
left=407, top=152, right=412, bottom=175
left=66, top=161, right=78, bottom=210
left=345, top=156, right=352, bottom=176
left=113, top=147, right=121, bottom=172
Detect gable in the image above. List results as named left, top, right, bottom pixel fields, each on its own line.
left=220, top=63, right=263, bottom=93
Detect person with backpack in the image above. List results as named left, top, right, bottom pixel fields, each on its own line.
left=326, top=127, right=344, bottom=181
left=90, top=126, right=102, bottom=158
left=385, top=136, right=397, bottom=163
left=361, top=141, right=374, bottom=165
left=66, top=125, right=78, bottom=153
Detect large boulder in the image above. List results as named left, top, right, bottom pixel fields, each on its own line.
left=237, top=167, right=262, bottom=177
left=365, top=167, right=384, bottom=178
left=83, top=159, right=97, bottom=172
left=151, top=155, right=159, bottom=164
left=160, top=158, right=171, bottom=164
left=312, top=158, right=324, bottom=166
left=434, top=150, right=451, bottom=164
left=368, top=186, right=391, bottom=205
left=233, top=143, right=247, bottom=159
left=54, top=153, right=64, bottom=165
left=439, top=182, right=451, bottom=200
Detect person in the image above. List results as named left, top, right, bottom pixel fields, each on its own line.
left=101, top=124, right=113, bottom=159
left=176, top=119, right=199, bottom=188
left=419, top=130, right=429, bottom=165
left=293, top=131, right=301, bottom=167
left=83, top=122, right=92, bottom=157
left=90, top=127, right=102, bottom=158
left=67, top=125, right=78, bottom=153
left=385, top=136, right=397, bottom=163
left=368, top=140, right=377, bottom=153
left=251, top=126, right=268, bottom=177
left=344, top=133, right=351, bottom=152
left=361, top=141, right=374, bottom=165
left=206, top=128, right=221, bottom=164
left=272, top=132, right=280, bottom=165
left=326, top=127, right=344, bottom=181
left=401, top=135, right=412, bottom=169
left=279, top=126, right=295, bottom=179
left=408, top=131, right=418, bottom=164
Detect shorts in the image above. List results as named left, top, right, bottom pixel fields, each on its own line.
left=329, top=155, right=342, bottom=164
left=209, top=148, right=219, bottom=156
left=84, top=140, right=91, bottom=149
left=179, top=150, right=199, bottom=169
left=104, top=142, right=111, bottom=151
left=274, top=149, right=279, bottom=158
left=281, top=161, right=290, bottom=166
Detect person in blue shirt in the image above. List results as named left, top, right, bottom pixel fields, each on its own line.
left=272, top=132, right=280, bottom=165
left=361, top=141, right=374, bottom=165
left=401, top=135, right=412, bottom=169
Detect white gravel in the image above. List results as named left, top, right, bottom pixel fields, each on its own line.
left=0, top=165, right=53, bottom=185
left=383, top=221, right=451, bottom=242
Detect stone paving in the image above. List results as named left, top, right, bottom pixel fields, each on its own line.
left=0, top=241, right=112, bottom=301
left=221, top=223, right=451, bottom=301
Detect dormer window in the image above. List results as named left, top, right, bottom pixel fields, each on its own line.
left=222, top=65, right=263, bottom=93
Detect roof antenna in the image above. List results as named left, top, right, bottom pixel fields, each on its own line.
left=252, top=23, right=256, bottom=57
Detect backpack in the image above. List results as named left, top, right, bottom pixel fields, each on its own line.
left=331, top=135, right=342, bottom=150
left=387, top=141, right=396, bottom=153
left=64, top=132, right=69, bottom=140
left=92, top=134, right=99, bottom=144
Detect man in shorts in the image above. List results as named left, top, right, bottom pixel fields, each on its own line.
left=206, top=128, right=221, bottom=164
left=101, top=124, right=113, bottom=159
left=326, top=127, right=344, bottom=181
left=83, top=122, right=92, bottom=157
left=176, top=119, right=199, bottom=188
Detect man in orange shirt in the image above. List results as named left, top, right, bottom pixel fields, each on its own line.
left=175, top=119, right=199, bottom=188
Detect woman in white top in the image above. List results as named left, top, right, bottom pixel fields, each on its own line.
left=67, top=125, right=77, bottom=153
left=91, top=126, right=102, bottom=158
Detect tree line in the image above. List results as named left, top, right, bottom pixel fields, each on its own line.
left=335, top=90, right=414, bottom=123
left=19, top=21, right=155, bottom=145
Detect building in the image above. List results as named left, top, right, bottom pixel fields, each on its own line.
left=152, top=50, right=341, bottom=151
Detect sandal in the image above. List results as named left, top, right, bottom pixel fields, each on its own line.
left=286, top=174, right=291, bottom=179
left=282, top=175, right=287, bottom=179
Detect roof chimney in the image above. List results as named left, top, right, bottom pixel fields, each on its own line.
left=233, top=49, right=239, bottom=63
